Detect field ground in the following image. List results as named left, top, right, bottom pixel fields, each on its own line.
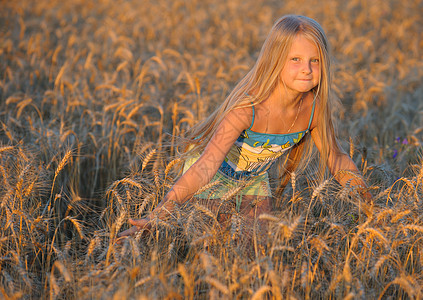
left=1, top=0, right=423, bottom=298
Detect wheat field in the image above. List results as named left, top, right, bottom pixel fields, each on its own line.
left=1, top=0, right=423, bottom=298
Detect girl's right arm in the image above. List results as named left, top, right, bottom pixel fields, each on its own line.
left=118, top=107, right=252, bottom=239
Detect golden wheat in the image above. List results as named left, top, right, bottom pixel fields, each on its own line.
left=1, top=0, right=422, bottom=298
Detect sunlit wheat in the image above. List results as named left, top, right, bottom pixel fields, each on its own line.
left=0, top=0, right=422, bottom=298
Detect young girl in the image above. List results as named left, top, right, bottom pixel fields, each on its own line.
left=118, top=15, right=371, bottom=239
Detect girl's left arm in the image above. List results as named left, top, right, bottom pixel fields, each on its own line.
left=310, top=122, right=372, bottom=202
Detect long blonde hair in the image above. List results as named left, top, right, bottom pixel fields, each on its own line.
left=182, top=15, right=340, bottom=180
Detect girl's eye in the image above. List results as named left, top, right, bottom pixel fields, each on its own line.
left=311, top=58, right=320, bottom=63
left=291, top=57, right=300, bottom=62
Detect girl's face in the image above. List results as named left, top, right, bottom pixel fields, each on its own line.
left=279, top=34, right=320, bottom=95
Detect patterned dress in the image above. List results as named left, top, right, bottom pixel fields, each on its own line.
left=183, top=99, right=316, bottom=210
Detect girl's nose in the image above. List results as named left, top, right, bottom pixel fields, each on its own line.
left=302, top=62, right=312, bottom=74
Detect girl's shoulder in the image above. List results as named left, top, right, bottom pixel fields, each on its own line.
left=225, top=105, right=254, bottom=131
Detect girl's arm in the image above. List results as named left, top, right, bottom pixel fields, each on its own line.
left=118, top=107, right=252, bottom=238
left=152, top=108, right=249, bottom=217
left=310, top=114, right=372, bottom=201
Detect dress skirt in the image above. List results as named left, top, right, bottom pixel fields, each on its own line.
left=182, top=152, right=272, bottom=212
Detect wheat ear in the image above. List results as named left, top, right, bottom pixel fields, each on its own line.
left=251, top=286, right=272, bottom=300
left=43, top=149, right=72, bottom=216
left=141, top=148, right=156, bottom=171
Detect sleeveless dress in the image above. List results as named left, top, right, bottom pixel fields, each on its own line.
left=183, top=99, right=316, bottom=210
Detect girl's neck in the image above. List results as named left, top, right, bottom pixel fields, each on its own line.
left=266, top=85, right=304, bottom=109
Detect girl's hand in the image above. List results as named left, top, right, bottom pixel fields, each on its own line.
left=116, top=218, right=151, bottom=244
left=358, top=188, right=373, bottom=204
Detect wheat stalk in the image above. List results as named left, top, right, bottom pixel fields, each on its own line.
left=268, top=270, right=283, bottom=300
left=184, top=209, right=196, bottom=237
left=3, top=0, right=423, bottom=297
left=135, top=276, right=152, bottom=288
left=205, top=276, right=229, bottom=296
left=311, top=179, right=330, bottom=201
left=220, top=185, right=244, bottom=204
left=194, top=179, right=222, bottom=196
left=378, top=276, right=417, bottom=300
left=230, top=213, right=243, bottom=241
left=138, top=193, right=155, bottom=216
left=153, top=168, right=160, bottom=189
left=43, top=149, right=73, bottom=216
left=372, top=254, right=393, bottom=277
left=52, top=260, right=72, bottom=282
left=194, top=203, right=218, bottom=223
left=164, top=158, right=181, bottom=178
left=349, top=136, right=355, bottom=159
left=49, top=273, right=59, bottom=299
left=178, top=264, right=194, bottom=299
left=401, top=224, right=423, bottom=234
left=251, top=286, right=271, bottom=300
left=290, top=171, right=296, bottom=196
left=117, top=178, right=144, bottom=191
left=258, top=213, right=279, bottom=223
left=0, top=145, right=14, bottom=154
left=85, top=236, right=101, bottom=264
left=141, top=148, right=156, bottom=171
left=391, top=210, right=411, bottom=223
left=65, top=216, right=85, bottom=240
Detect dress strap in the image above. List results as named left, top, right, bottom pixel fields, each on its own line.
left=307, top=96, right=317, bottom=130
left=244, top=93, right=256, bottom=130
left=248, top=104, right=255, bottom=130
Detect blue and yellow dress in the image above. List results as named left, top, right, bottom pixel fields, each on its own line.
left=183, top=99, right=316, bottom=210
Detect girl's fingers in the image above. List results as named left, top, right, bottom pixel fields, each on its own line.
left=128, top=218, right=146, bottom=227
left=116, top=226, right=138, bottom=244
left=116, top=219, right=151, bottom=245
left=115, top=236, right=127, bottom=245
left=118, top=225, right=138, bottom=237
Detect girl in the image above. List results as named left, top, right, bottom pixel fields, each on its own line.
left=118, top=15, right=371, bottom=239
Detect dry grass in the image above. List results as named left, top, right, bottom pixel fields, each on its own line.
left=1, top=0, right=423, bottom=298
